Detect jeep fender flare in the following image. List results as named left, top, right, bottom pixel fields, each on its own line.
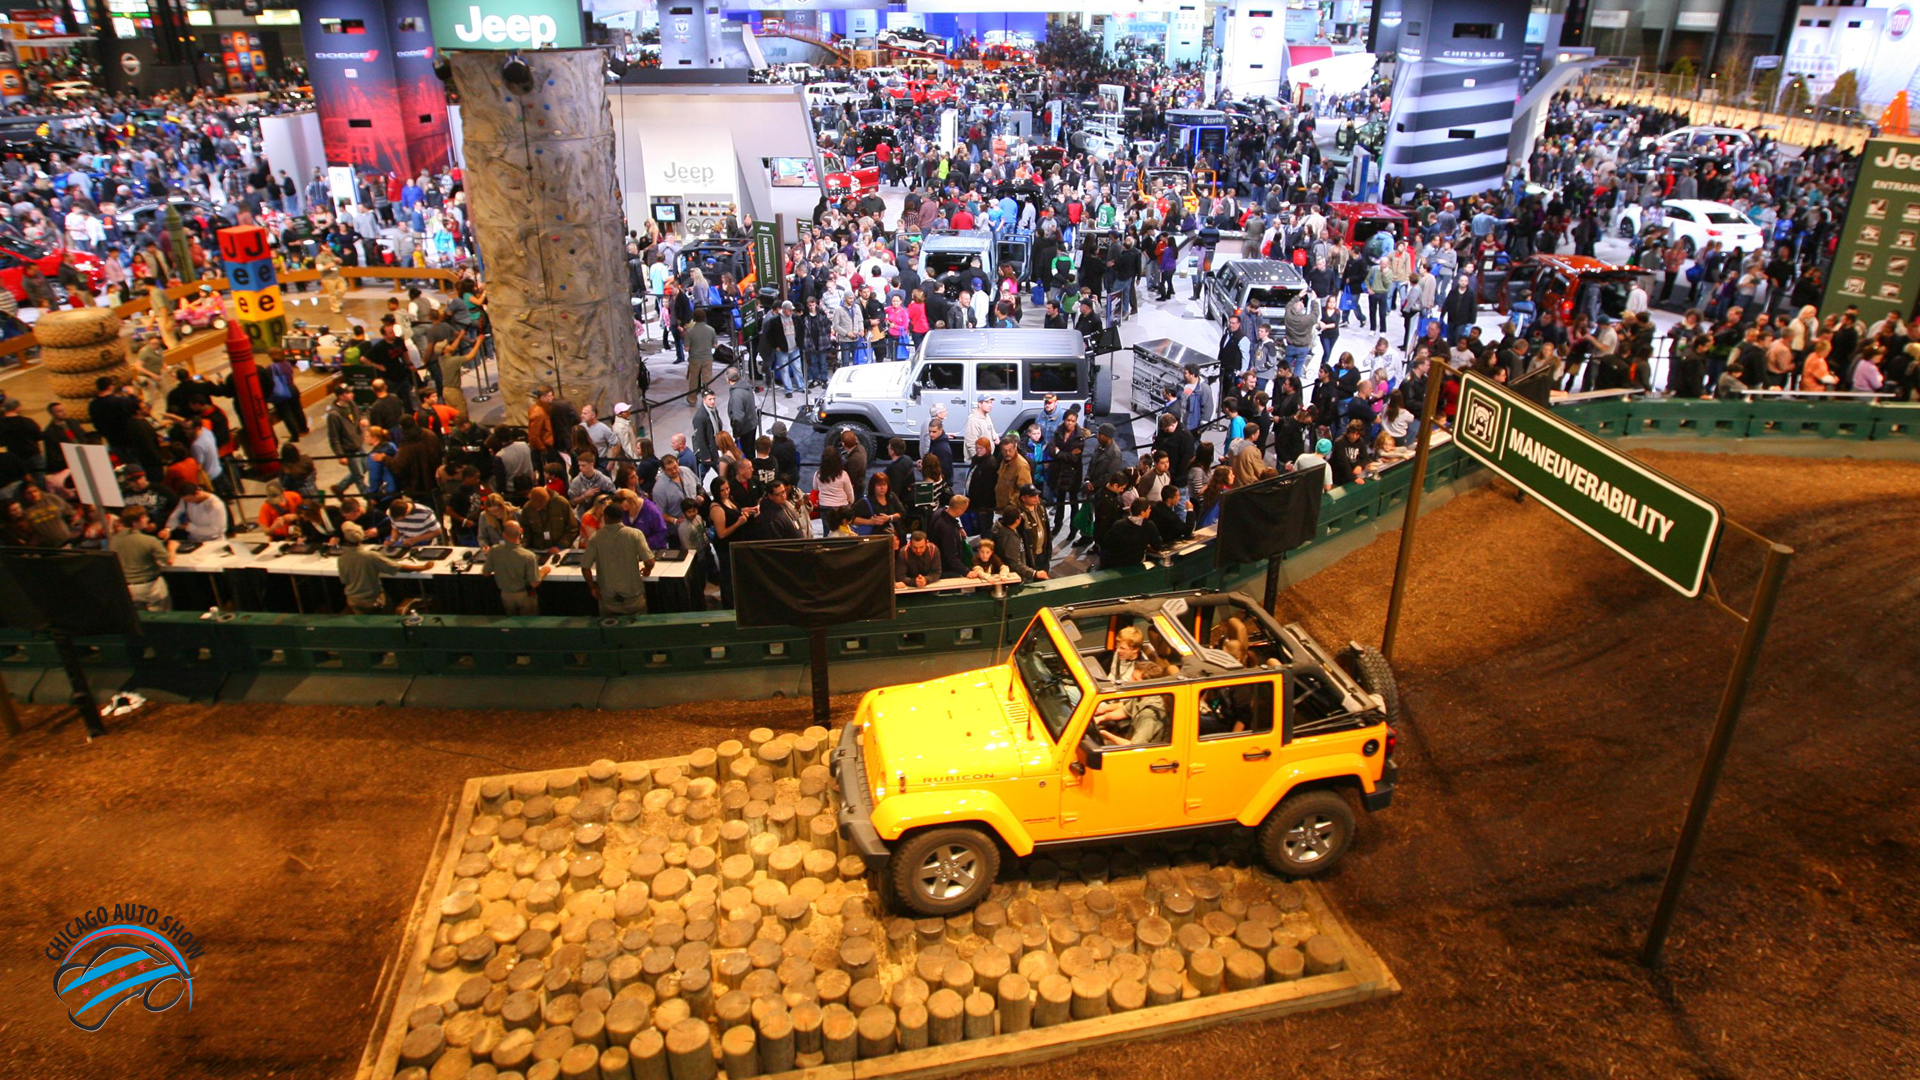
left=1237, top=754, right=1378, bottom=828
left=819, top=402, right=895, bottom=438
left=870, top=789, right=1037, bottom=857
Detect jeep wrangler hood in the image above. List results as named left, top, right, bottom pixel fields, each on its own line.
left=828, top=360, right=912, bottom=398
left=861, top=668, right=1046, bottom=789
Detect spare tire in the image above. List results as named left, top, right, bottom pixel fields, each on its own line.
left=48, top=361, right=135, bottom=400
left=1340, top=643, right=1401, bottom=724
left=39, top=340, right=127, bottom=374
left=33, top=307, right=121, bottom=348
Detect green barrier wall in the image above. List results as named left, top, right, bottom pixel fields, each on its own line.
left=4, top=398, right=1913, bottom=705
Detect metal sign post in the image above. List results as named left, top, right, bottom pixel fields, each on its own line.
left=1379, top=363, right=1792, bottom=966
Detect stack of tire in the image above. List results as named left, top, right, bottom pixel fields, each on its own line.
left=35, top=308, right=128, bottom=412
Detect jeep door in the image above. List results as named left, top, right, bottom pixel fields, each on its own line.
left=972, top=360, right=1024, bottom=435
left=915, top=358, right=969, bottom=418
left=1183, top=675, right=1285, bottom=822
left=1059, top=687, right=1187, bottom=837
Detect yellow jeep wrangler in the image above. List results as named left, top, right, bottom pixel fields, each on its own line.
left=834, top=590, right=1400, bottom=915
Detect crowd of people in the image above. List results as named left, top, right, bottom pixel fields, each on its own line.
left=2, top=54, right=1909, bottom=620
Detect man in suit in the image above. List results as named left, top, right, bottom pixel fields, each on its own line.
left=725, top=368, right=759, bottom=452
left=1217, top=313, right=1245, bottom=401
left=691, top=389, right=725, bottom=474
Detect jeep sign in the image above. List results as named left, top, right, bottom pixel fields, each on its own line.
left=428, top=0, right=581, bottom=51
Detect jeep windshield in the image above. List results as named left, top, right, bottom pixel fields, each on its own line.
left=1011, top=621, right=1084, bottom=742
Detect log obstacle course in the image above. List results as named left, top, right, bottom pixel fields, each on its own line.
left=357, top=727, right=1399, bottom=1080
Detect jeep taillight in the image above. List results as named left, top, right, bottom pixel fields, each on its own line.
left=1385, top=726, right=1398, bottom=758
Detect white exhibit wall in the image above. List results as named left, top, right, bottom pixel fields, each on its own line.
left=607, top=85, right=824, bottom=240
left=1220, top=0, right=1284, bottom=100
left=258, top=111, right=326, bottom=188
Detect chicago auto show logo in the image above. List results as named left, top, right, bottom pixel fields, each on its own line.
left=48, top=906, right=202, bottom=1032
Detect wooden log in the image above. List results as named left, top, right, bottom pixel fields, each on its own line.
left=925, top=988, right=965, bottom=1045
left=1144, top=968, right=1183, bottom=1006
left=599, top=1046, right=633, bottom=1080
left=651, top=998, right=692, bottom=1035
left=1047, top=921, right=1080, bottom=954
left=1303, top=935, right=1345, bottom=975
left=969, top=944, right=1011, bottom=991
left=1070, top=973, right=1111, bottom=1020
left=1224, top=947, right=1267, bottom=991
left=573, top=1008, right=608, bottom=1049
left=1188, top=947, right=1225, bottom=995
left=914, top=918, right=946, bottom=948
left=748, top=833, right=780, bottom=871
left=996, top=973, right=1033, bottom=1034
left=755, top=739, right=793, bottom=780
left=789, top=1002, right=823, bottom=1056
left=855, top=1004, right=897, bottom=1058
left=491, top=1028, right=536, bottom=1071
left=686, top=748, right=719, bottom=781
left=718, top=1026, right=758, bottom=1080
left=1160, top=888, right=1196, bottom=928
left=1188, top=875, right=1223, bottom=916
left=836, top=855, right=867, bottom=882
left=819, top=1004, right=858, bottom=1064
left=714, top=990, right=754, bottom=1032
left=896, top=1000, right=929, bottom=1051
left=679, top=968, right=714, bottom=1019
left=963, top=990, right=997, bottom=1040
left=1109, top=977, right=1147, bottom=1014
left=1199, top=911, right=1238, bottom=942
left=945, top=910, right=974, bottom=940
left=400, top=1024, right=446, bottom=1068
left=815, top=968, right=852, bottom=1007
left=847, top=977, right=887, bottom=1014
left=662, top=1020, right=712, bottom=1080
left=1135, top=915, right=1173, bottom=955
left=559, top=1043, right=601, bottom=1080
left=533, top=1027, right=577, bottom=1066
left=1015, top=948, right=1059, bottom=984
left=628, top=1029, right=667, bottom=1080
left=767, top=845, right=804, bottom=885
left=1267, top=941, right=1313, bottom=983
left=991, top=926, right=1025, bottom=962
left=756, top=1009, right=795, bottom=1074
left=1032, top=974, right=1072, bottom=1028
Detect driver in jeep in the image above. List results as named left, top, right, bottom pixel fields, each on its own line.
left=1091, top=657, right=1171, bottom=745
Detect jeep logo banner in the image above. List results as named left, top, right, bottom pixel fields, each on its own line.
left=637, top=123, right=738, bottom=199
left=427, top=0, right=581, bottom=50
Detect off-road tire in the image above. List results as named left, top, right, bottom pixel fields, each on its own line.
left=48, top=361, right=135, bottom=400
left=38, top=340, right=126, bottom=375
left=1341, top=643, right=1401, bottom=724
left=1258, top=790, right=1356, bottom=879
left=890, top=826, right=1000, bottom=916
left=33, top=308, right=121, bottom=348
left=824, top=418, right=877, bottom=467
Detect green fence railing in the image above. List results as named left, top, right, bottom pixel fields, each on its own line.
left=3, top=397, right=1913, bottom=704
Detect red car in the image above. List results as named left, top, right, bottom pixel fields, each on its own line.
left=886, top=79, right=953, bottom=106
left=0, top=234, right=105, bottom=304
left=821, top=150, right=881, bottom=198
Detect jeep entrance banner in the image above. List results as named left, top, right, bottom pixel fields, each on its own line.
left=1821, top=136, right=1920, bottom=328
left=427, top=0, right=583, bottom=50
left=637, top=122, right=738, bottom=200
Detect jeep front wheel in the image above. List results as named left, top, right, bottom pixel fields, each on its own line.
left=1258, top=790, right=1356, bottom=878
left=891, top=826, right=1000, bottom=916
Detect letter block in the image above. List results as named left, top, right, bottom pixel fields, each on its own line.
left=232, top=286, right=284, bottom=321
left=223, top=257, right=278, bottom=293
left=217, top=225, right=271, bottom=264
left=242, top=314, right=287, bottom=353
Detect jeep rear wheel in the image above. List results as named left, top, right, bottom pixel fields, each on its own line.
left=891, top=826, right=999, bottom=916
left=1258, top=790, right=1356, bottom=878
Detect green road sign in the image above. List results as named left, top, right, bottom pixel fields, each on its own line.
left=1453, top=372, right=1723, bottom=597
left=752, top=220, right=782, bottom=296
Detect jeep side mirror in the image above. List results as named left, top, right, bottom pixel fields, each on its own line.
left=1078, top=733, right=1105, bottom=769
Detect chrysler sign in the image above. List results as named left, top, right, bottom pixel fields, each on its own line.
left=427, top=0, right=582, bottom=50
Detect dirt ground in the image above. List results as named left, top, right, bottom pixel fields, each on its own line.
left=3, top=449, right=1915, bottom=1080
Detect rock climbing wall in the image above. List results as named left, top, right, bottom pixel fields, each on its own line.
left=450, top=49, right=635, bottom=424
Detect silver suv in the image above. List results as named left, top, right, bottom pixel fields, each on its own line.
left=811, top=329, right=1113, bottom=458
